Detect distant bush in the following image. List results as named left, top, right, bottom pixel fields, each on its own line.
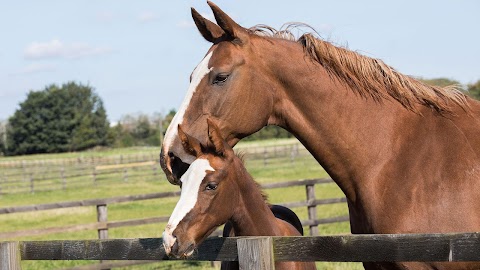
left=5, top=82, right=112, bottom=155
left=111, top=111, right=173, bottom=148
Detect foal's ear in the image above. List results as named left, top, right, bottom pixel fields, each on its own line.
left=207, top=1, right=250, bottom=44
left=207, top=118, right=231, bottom=156
left=191, top=7, right=225, bottom=43
left=178, top=124, right=203, bottom=157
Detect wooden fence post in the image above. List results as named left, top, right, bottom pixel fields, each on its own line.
left=96, top=204, right=109, bottom=270
left=92, top=167, right=97, bottom=185
left=237, top=237, right=275, bottom=270
left=0, top=242, right=21, bottom=270
left=306, top=184, right=318, bottom=236
left=60, top=166, right=66, bottom=190
left=263, top=148, right=268, bottom=167
left=29, top=174, right=34, bottom=194
left=290, top=144, right=298, bottom=164
left=152, top=162, right=158, bottom=178
left=96, top=204, right=108, bottom=240
left=123, top=168, right=128, bottom=182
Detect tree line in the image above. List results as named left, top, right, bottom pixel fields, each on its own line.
left=0, top=79, right=479, bottom=156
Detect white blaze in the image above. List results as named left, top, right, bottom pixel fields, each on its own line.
left=162, top=52, right=213, bottom=164
left=163, top=158, right=215, bottom=252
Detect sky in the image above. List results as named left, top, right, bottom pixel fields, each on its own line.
left=1, top=1, right=479, bottom=123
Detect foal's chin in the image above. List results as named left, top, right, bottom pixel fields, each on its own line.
left=174, top=227, right=220, bottom=258
left=169, top=242, right=197, bottom=259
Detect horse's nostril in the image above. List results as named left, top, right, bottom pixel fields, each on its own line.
left=168, top=151, right=175, bottom=158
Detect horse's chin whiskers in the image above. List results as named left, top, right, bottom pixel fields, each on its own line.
left=184, top=244, right=197, bottom=258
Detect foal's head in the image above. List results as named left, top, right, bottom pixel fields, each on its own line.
left=163, top=119, right=242, bottom=258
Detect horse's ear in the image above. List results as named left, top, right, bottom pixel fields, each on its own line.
left=191, top=7, right=225, bottom=43
left=207, top=1, right=250, bottom=44
left=178, top=124, right=203, bottom=157
left=207, top=118, right=231, bottom=156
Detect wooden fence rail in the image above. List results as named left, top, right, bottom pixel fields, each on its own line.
left=0, top=178, right=348, bottom=240
left=2, top=233, right=480, bottom=270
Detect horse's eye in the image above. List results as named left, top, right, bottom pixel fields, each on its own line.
left=205, top=182, right=218, bottom=191
left=213, top=74, right=229, bottom=85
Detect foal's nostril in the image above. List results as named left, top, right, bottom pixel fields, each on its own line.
left=171, top=240, right=179, bottom=255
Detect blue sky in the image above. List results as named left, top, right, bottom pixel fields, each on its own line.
left=1, top=1, right=479, bottom=122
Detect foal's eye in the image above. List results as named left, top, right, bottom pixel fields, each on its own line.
left=213, top=74, right=229, bottom=85
left=205, top=182, right=218, bottom=191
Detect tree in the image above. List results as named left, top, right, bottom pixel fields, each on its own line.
left=0, top=120, right=7, bottom=156
left=112, top=113, right=163, bottom=147
left=6, top=82, right=111, bottom=155
left=467, top=80, right=480, bottom=100
left=419, top=78, right=461, bottom=88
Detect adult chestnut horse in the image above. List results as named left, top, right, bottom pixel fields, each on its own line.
left=160, top=2, right=480, bottom=269
left=163, top=120, right=316, bottom=270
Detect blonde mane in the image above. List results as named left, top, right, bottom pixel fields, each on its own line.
left=249, top=24, right=468, bottom=114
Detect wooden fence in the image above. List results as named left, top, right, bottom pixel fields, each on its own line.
left=0, top=142, right=310, bottom=194
left=2, top=233, right=480, bottom=270
left=0, top=178, right=348, bottom=241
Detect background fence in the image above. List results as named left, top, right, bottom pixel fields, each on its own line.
left=0, top=142, right=310, bottom=195
left=0, top=178, right=347, bottom=240
left=0, top=140, right=345, bottom=269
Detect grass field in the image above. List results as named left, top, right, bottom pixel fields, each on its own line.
left=0, top=138, right=363, bottom=270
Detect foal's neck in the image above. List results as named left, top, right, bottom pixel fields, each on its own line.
left=229, top=159, right=281, bottom=236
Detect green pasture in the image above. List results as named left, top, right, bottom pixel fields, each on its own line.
left=0, top=139, right=362, bottom=270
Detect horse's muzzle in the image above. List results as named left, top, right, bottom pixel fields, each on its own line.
left=159, top=149, right=189, bottom=185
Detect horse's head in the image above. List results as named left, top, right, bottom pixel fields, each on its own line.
left=160, top=1, right=276, bottom=185
left=163, top=119, right=241, bottom=258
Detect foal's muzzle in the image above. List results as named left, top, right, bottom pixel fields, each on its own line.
left=162, top=229, right=195, bottom=258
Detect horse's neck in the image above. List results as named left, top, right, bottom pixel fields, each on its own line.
left=264, top=39, right=408, bottom=203
left=229, top=161, right=281, bottom=236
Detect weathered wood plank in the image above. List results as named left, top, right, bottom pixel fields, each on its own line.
left=107, top=216, right=169, bottom=228
left=261, top=178, right=332, bottom=189
left=237, top=237, right=275, bottom=270
left=273, top=233, right=480, bottom=262
left=18, top=233, right=480, bottom=263
left=0, top=216, right=171, bottom=239
left=0, top=223, right=105, bottom=239
left=0, top=242, right=21, bottom=270
left=280, top=197, right=347, bottom=209
left=301, top=216, right=350, bottom=226
left=0, top=191, right=180, bottom=214
left=21, top=237, right=239, bottom=261
left=95, top=161, right=156, bottom=171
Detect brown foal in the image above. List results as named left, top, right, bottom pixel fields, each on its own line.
left=162, top=120, right=316, bottom=270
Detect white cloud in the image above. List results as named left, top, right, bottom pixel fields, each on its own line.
left=24, top=39, right=112, bottom=60
left=138, top=11, right=159, bottom=23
